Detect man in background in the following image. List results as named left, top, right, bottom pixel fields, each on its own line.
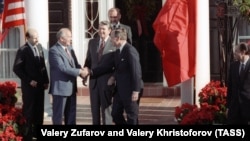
left=227, top=42, right=250, bottom=124
left=84, top=21, right=116, bottom=125
left=108, top=7, right=133, bottom=45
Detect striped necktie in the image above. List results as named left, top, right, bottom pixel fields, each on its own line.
left=65, top=48, right=71, bottom=59
left=34, top=47, right=39, bottom=56
left=98, top=40, right=105, bottom=61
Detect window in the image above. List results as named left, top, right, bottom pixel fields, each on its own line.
left=0, top=28, right=20, bottom=81
left=85, top=0, right=99, bottom=38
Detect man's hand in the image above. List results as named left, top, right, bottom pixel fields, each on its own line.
left=80, top=67, right=90, bottom=78
left=30, top=80, right=37, bottom=87
left=131, top=91, right=139, bottom=101
left=82, top=76, right=88, bottom=86
left=107, top=76, right=115, bottom=86
left=44, top=83, right=49, bottom=89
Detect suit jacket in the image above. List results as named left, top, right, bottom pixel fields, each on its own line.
left=114, top=23, right=132, bottom=45
left=114, top=43, right=143, bottom=100
left=84, top=37, right=116, bottom=109
left=84, top=36, right=116, bottom=89
left=227, top=59, right=250, bottom=120
left=92, top=43, right=143, bottom=100
left=13, top=43, right=49, bottom=89
left=49, top=43, right=81, bottom=96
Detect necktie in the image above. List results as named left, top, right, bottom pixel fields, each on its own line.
left=34, top=47, right=39, bottom=56
left=65, top=48, right=71, bottom=59
left=33, top=47, right=40, bottom=62
left=98, top=40, right=105, bottom=61
left=240, top=63, right=245, bottom=80
left=116, top=49, right=120, bottom=56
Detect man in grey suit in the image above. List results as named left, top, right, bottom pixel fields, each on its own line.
left=84, top=21, right=116, bottom=125
left=49, top=28, right=84, bottom=125
left=108, top=7, right=133, bottom=45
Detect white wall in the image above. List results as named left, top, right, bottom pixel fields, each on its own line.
left=195, top=0, right=210, bottom=105
left=72, top=0, right=115, bottom=86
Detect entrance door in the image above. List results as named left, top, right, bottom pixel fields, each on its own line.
left=48, top=0, right=70, bottom=47
left=115, top=0, right=163, bottom=82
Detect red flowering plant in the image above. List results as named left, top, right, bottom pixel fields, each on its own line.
left=175, top=80, right=227, bottom=124
left=0, top=81, right=26, bottom=141
left=174, top=103, right=197, bottom=123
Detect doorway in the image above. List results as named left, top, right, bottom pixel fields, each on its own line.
left=115, top=0, right=163, bottom=83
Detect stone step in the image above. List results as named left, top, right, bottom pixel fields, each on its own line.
left=16, top=84, right=181, bottom=125
left=77, top=83, right=180, bottom=97
left=43, top=104, right=177, bottom=125
left=16, top=97, right=180, bottom=125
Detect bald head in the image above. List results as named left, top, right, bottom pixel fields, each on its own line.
left=56, top=28, right=72, bottom=46
left=26, top=28, right=38, bottom=38
left=26, top=28, right=39, bottom=46
left=108, top=7, right=121, bottom=25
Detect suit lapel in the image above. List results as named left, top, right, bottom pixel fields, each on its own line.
left=26, top=43, right=41, bottom=66
left=57, top=44, right=75, bottom=67
left=239, top=59, right=250, bottom=83
left=103, top=37, right=115, bottom=54
left=243, top=59, right=250, bottom=78
left=116, top=44, right=127, bottom=67
left=36, top=44, right=43, bottom=58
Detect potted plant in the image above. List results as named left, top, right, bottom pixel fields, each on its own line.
left=175, top=81, right=227, bottom=124
left=0, top=81, right=26, bottom=141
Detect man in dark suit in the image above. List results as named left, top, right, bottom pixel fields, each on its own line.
left=49, top=28, right=84, bottom=125
left=108, top=7, right=133, bottom=45
left=84, top=21, right=116, bottom=125
left=83, top=28, right=143, bottom=125
left=227, top=42, right=250, bottom=124
left=13, top=28, right=49, bottom=141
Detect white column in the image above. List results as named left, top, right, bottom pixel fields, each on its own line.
left=162, top=0, right=167, bottom=87
left=72, top=0, right=115, bottom=88
left=25, top=0, right=52, bottom=116
left=195, top=0, right=210, bottom=105
left=25, top=0, right=49, bottom=50
left=181, top=78, right=194, bottom=104
left=72, top=0, right=85, bottom=66
left=179, top=0, right=194, bottom=103
left=99, top=0, right=114, bottom=21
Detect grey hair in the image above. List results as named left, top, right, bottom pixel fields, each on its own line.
left=56, top=28, right=71, bottom=40
left=111, top=28, right=127, bottom=40
left=99, top=20, right=111, bottom=29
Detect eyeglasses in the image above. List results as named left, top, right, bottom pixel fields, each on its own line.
left=109, top=16, right=118, bottom=19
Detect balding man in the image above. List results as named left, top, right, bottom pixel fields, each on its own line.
left=13, top=28, right=49, bottom=140
left=108, top=7, right=133, bottom=44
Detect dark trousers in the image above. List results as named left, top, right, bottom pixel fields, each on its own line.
left=137, top=89, right=143, bottom=124
left=22, top=86, right=44, bottom=141
left=112, top=88, right=143, bottom=125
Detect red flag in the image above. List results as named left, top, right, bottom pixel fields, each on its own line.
left=153, top=0, right=196, bottom=87
left=2, top=0, right=25, bottom=29
left=0, top=0, right=9, bottom=44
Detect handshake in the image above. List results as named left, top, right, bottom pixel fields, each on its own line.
left=80, top=67, right=90, bottom=78
left=80, top=67, right=91, bottom=86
